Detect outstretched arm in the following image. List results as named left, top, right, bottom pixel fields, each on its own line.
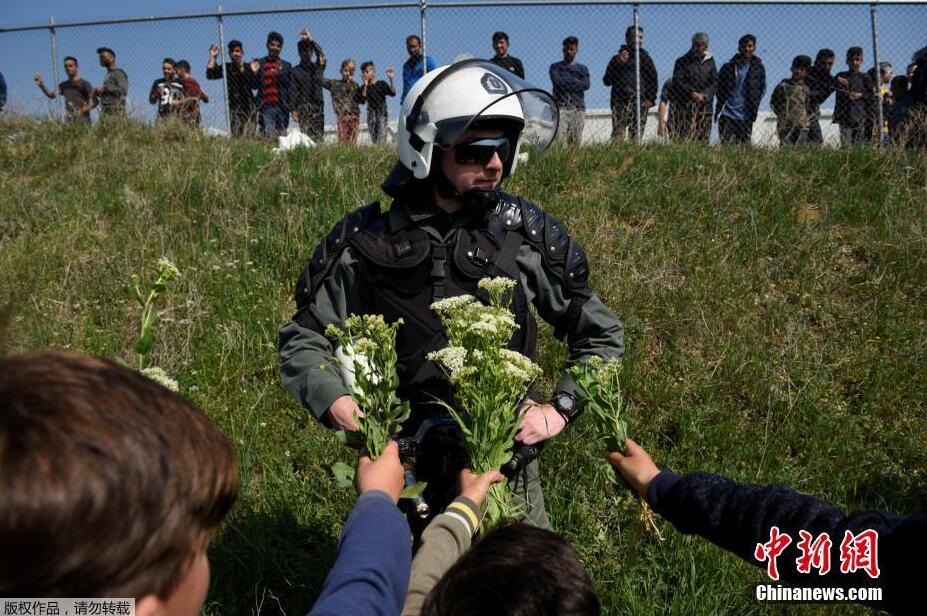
left=608, top=439, right=924, bottom=612
left=402, top=469, right=504, bottom=616
left=34, top=74, right=56, bottom=99
left=308, top=442, right=412, bottom=616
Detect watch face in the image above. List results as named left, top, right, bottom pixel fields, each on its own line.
left=556, top=393, right=574, bottom=413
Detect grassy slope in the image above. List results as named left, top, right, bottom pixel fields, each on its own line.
left=2, top=120, right=925, bottom=615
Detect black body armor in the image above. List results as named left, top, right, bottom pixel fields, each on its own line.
left=293, top=193, right=592, bottom=429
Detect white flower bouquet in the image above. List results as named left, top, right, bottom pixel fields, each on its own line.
left=428, top=277, right=542, bottom=526
left=326, top=314, right=411, bottom=459
left=569, top=356, right=628, bottom=452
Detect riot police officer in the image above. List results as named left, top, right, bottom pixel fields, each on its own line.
left=279, top=59, right=624, bottom=529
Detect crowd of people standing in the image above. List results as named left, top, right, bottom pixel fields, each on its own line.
left=562, top=27, right=926, bottom=147
left=6, top=25, right=927, bottom=147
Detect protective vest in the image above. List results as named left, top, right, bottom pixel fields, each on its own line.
left=294, top=192, right=592, bottom=423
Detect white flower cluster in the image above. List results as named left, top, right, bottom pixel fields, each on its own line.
left=156, top=257, right=181, bottom=281
left=431, top=295, right=476, bottom=314
left=499, top=348, right=542, bottom=383
left=141, top=366, right=179, bottom=392
left=478, top=276, right=516, bottom=296
left=427, top=346, right=467, bottom=373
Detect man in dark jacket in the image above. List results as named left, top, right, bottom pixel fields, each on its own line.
left=490, top=31, right=525, bottom=79
left=834, top=46, right=876, bottom=146
left=609, top=439, right=924, bottom=615
left=669, top=32, right=717, bottom=143
left=549, top=36, right=590, bottom=146
left=280, top=60, right=623, bottom=532
left=207, top=39, right=257, bottom=136
left=909, top=46, right=927, bottom=106
left=805, top=49, right=846, bottom=144
left=905, top=47, right=927, bottom=148
left=250, top=31, right=294, bottom=138
left=603, top=25, right=658, bottom=141
left=290, top=29, right=327, bottom=143
left=715, top=34, right=766, bottom=144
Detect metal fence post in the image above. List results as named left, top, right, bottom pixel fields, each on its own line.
left=420, top=0, right=428, bottom=75
left=633, top=3, right=641, bottom=143
left=869, top=2, right=884, bottom=147
left=216, top=5, right=232, bottom=134
left=49, top=17, right=62, bottom=120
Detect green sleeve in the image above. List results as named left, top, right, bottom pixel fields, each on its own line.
left=278, top=248, right=368, bottom=423
left=516, top=244, right=625, bottom=397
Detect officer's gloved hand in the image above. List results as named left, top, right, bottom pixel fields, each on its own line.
left=328, top=394, right=364, bottom=432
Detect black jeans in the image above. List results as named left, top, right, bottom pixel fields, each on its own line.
left=807, top=118, right=824, bottom=144
left=296, top=104, right=325, bottom=143
left=778, top=127, right=807, bottom=145
left=668, top=104, right=712, bottom=142
left=230, top=106, right=257, bottom=137
left=717, top=114, right=753, bottom=144
left=611, top=99, right=648, bottom=141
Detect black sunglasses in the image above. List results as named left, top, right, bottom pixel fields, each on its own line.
left=453, top=137, right=511, bottom=166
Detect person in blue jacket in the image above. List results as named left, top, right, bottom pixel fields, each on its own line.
left=308, top=439, right=502, bottom=616
left=401, top=35, right=436, bottom=104
left=715, top=34, right=767, bottom=144
left=307, top=441, right=411, bottom=616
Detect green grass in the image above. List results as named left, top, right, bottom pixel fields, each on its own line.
left=2, top=119, right=925, bottom=615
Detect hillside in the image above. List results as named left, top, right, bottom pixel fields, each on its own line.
left=2, top=119, right=925, bottom=615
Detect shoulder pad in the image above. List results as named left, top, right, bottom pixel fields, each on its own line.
left=497, top=194, right=592, bottom=297
left=495, top=192, right=523, bottom=231
left=295, top=202, right=381, bottom=308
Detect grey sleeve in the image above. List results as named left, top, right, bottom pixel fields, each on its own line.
left=516, top=245, right=625, bottom=396
left=401, top=497, right=480, bottom=616
left=278, top=249, right=367, bottom=423
left=103, top=70, right=128, bottom=96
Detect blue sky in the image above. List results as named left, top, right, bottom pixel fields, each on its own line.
left=2, top=1, right=925, bottom=129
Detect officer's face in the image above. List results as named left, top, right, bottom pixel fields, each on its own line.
left=441, top=129, right=505, bottom=193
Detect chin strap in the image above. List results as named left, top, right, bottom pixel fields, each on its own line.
left=430, top=156, right=505, bottom=209
left=461, top=188, right=503, bottom=211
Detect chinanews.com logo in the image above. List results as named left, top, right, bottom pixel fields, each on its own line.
left=753, top=527, right=883, bottom=604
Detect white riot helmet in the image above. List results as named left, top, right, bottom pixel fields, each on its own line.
left=383, top=59, right=559, bottom=197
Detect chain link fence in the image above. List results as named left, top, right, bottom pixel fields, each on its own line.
left=1, top=1, right=924, bottom=146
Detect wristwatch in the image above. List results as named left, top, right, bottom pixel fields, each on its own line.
left=551, top=391, right=581, bottom=424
